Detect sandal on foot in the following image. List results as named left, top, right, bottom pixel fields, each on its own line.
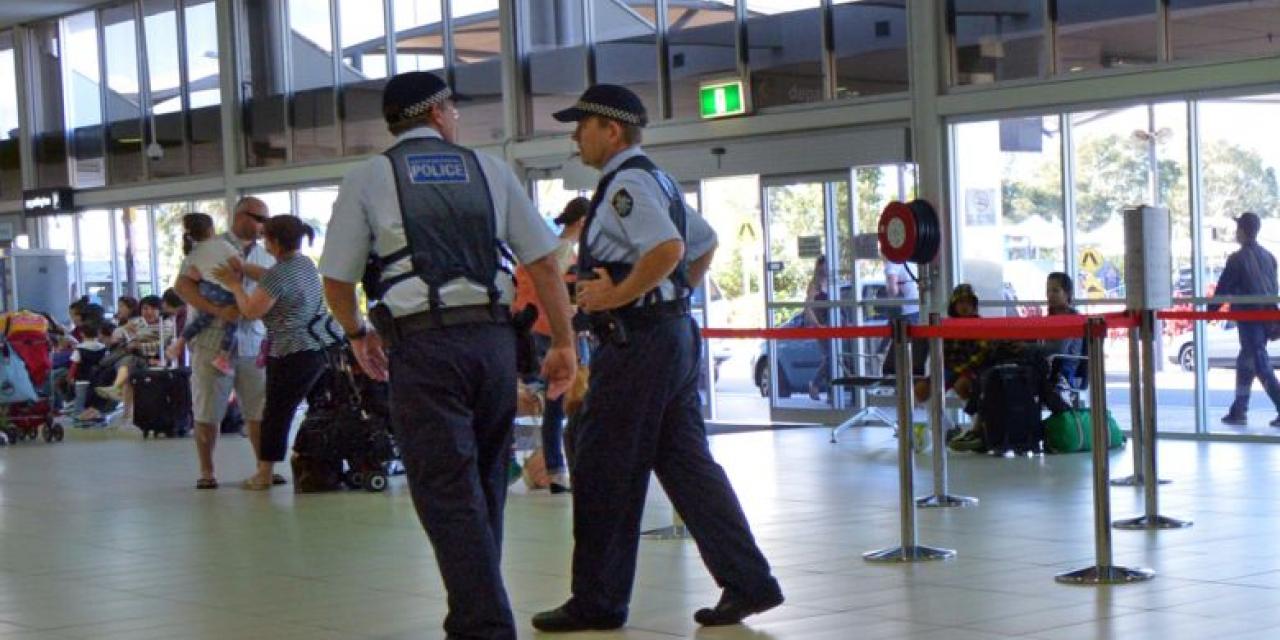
left=196, top=478, right=218, bottom=490
left=241, top=478, right=271, bottom=491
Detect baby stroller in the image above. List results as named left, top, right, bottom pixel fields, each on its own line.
left=0, top=311, right=62, bottom=444
left=292, top=346, right=398, bottom=493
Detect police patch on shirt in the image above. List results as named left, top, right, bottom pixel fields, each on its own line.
left=406, top=153, right=470, bottom=184
left=612, top=189, right=633, bottom=217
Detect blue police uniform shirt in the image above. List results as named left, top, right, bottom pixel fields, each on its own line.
left=320, top=127, right=560, bottom=317
left=588, top=146, right=718, bottom=305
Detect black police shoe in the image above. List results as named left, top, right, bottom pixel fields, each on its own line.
left=531, top=605, right=624, bottom=632
left=694, top=589, right=785, bottom=626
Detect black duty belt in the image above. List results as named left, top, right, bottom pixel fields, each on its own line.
left=587, top=299, right=690, bottom=344
left=377, top=304, right=510, bottom=347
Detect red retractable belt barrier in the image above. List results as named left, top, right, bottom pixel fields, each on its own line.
left=701, top=311, right=1143, bottom=342
left=1156, top=309, right=1280, bottom=323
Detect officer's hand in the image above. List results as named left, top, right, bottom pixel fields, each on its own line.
left=575, top=268, right=618, bottom=313
left=541, top=346, right=577, bottom=401
left=351, top=331, right=390, bottom=382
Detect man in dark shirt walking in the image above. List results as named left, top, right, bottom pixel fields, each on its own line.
left=1212, top=212, right=1280, bottom=426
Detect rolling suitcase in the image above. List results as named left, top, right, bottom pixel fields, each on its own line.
left=130, top=318, right=193, bottom=438
left=979, top=363, right=1044, bottom=455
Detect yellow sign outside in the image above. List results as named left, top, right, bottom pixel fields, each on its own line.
left=1081, top=273, right=1106, bottom=299
left=1080, top=247, right=1103, bottom=273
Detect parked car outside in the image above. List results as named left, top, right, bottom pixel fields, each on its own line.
left=752, top=281, right=890, bottom=398
left=691, top=278, right=733, bottom=381
left=1165, top=322, right=1280, bottom=371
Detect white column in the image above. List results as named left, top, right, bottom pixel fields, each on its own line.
left=905, top=2, right=950, bottom=314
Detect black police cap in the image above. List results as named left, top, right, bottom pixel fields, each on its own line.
left=382, top=71, right=465, bottom=126
left=553, top=84, right=648, bottom=127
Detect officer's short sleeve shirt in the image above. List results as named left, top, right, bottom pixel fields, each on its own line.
left=586, top=147, right=719, bottom=298
left=320, top=128, right=559, bottom=316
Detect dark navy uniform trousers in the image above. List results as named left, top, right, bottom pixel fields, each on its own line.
left=567, top=314, right=779, bottom=621
left=388, top=323, right=518, bottom=640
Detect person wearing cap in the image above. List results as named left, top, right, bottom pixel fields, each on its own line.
left=512, top=196, right=590, bottom=493
left=319, top=71, right=576, bottom=640
left=531, top=84, right=782, bottom=633
left=1210, top=212, right=1280, bottom=426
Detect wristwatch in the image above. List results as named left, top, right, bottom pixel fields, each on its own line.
left=347, top=324, right=369, bottom=340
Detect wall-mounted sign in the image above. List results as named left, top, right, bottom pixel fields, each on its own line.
left=766, top=261, right=784, bottom=273
left=699, top=79, right=748, bottom=120
left=797, top=235, right=823, bottom=259
left=22, top=188, right=75, bottom=217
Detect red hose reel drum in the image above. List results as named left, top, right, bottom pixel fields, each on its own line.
left=878, top=199, right=941, bottom=264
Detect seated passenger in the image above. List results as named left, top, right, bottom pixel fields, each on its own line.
left=1038, top=272, right=1083, bottom=415
left=914, top=284, right=991, bottom=407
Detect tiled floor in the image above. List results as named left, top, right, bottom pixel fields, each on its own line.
left=5, top=425, right=1280, bottom=639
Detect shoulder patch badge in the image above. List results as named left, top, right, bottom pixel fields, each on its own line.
left=612, top=189, right=634, bottom=218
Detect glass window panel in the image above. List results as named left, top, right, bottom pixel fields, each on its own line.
left=745, top=1, right=823, bottom=109
left=155, top=200, right=196, bottom=289
left=592, top=1, right=659, bottom=119
left=1169, top=0, right=1280, bottom=62
left=143, top=0, right=189, bottom=177
left=0, top=32, right=22, bottom=200
left=289, top=0, right=340, bottom=161
left=338, top=0, right=392, bottom=156
left=41, top=215, right=80, bottom=306
left=667, top=0, right=736, bottom=121
left=953, top=116, right=1065, bottom=313
left=1056, top=0, right=1158, bottom=74
left=453, top=3, right=504, bottom=145
left=240, top=0, right=288, bottom=167
left=296, top=185, right=339, bottom=260
left=1197, top=94, right=1280, bottom=433
left=28, top=22, right=71, bottom=188
left=394, top=0, right=445, bottom=73
left=102, top=4, right=145, bottom=185
left=115, top=206, right=155, bottom=297
left=831, top=0, right=907, bottom=99
left=248, top=190, right=293, bottom=217
left=522, top=0, right=587, bottom=136
left=949, top=0, right=1046, bottom=85
left=62, top=11, right=105, bottom=188
left=78, top=209, right=115, bottom=306
left=185, top=0, right=222, bottom=174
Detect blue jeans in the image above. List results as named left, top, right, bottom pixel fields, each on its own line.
left=531, top=334, right=566, bottom=473
left=1231, top=321, right=1280, bottom=415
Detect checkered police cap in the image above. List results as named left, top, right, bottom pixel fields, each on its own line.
left=553, top=84, right=648, bottom=127
left=383, top=71, right=458, bottom=125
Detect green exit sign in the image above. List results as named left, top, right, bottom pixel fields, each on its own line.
left=699, top=80, right=747, bottom=119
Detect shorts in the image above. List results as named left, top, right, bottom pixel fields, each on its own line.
left=191, top=344, right=266, bottom=425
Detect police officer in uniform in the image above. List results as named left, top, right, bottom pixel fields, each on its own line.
left=532, top=85, right=783, bottom=633
left=319, top=71, right=576, bottom=640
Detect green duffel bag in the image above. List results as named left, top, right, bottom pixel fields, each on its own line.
left=1044, top=409, right=1126, bottom=453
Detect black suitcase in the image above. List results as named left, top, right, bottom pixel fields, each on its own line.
left=979, top=363, right=1044, bottom=455
left=130, top=367, right=192, bottom=438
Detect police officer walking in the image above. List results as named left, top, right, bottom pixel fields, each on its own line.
left=532, top=85, right=782, bottom=633
left=319, top=71, right=576, bottom=640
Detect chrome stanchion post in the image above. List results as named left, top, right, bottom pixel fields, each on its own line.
left=1057, top=318, right=1154, bottom=585
left=1114, top=310, right=1191, bottom=530
left=642, top=509, right=689, bottom=540
left=917, top=312, right=977, bottom=509
left=1112, top=324, right=1169, bottom=487
left=865, top=318, right=955, bottom=563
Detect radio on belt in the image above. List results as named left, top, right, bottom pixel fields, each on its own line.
left=877, top=199, right=941, bottom=264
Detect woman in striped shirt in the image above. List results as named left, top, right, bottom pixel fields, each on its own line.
left=215, top=215, right=340, bottom=490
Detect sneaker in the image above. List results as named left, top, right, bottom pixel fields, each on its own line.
left=948, top=430, right=986, bottom=452
left=212, top=352, right=235, bottom=376
left=106, top=412, right=132, bottom=430
left=944, top=426, right=963, bottom=443
left=1270, top=416, right=1280, bottom=428
left=95, top=385, right=123, bottom=402
left=1221, top=413, right=1248, bottom=426
left=549, top=471, right=571, bottom=494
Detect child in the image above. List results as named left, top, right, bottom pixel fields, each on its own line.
left=68, top=320, right=111, bottom=422
left=168, top=213, right=239, bottom=376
